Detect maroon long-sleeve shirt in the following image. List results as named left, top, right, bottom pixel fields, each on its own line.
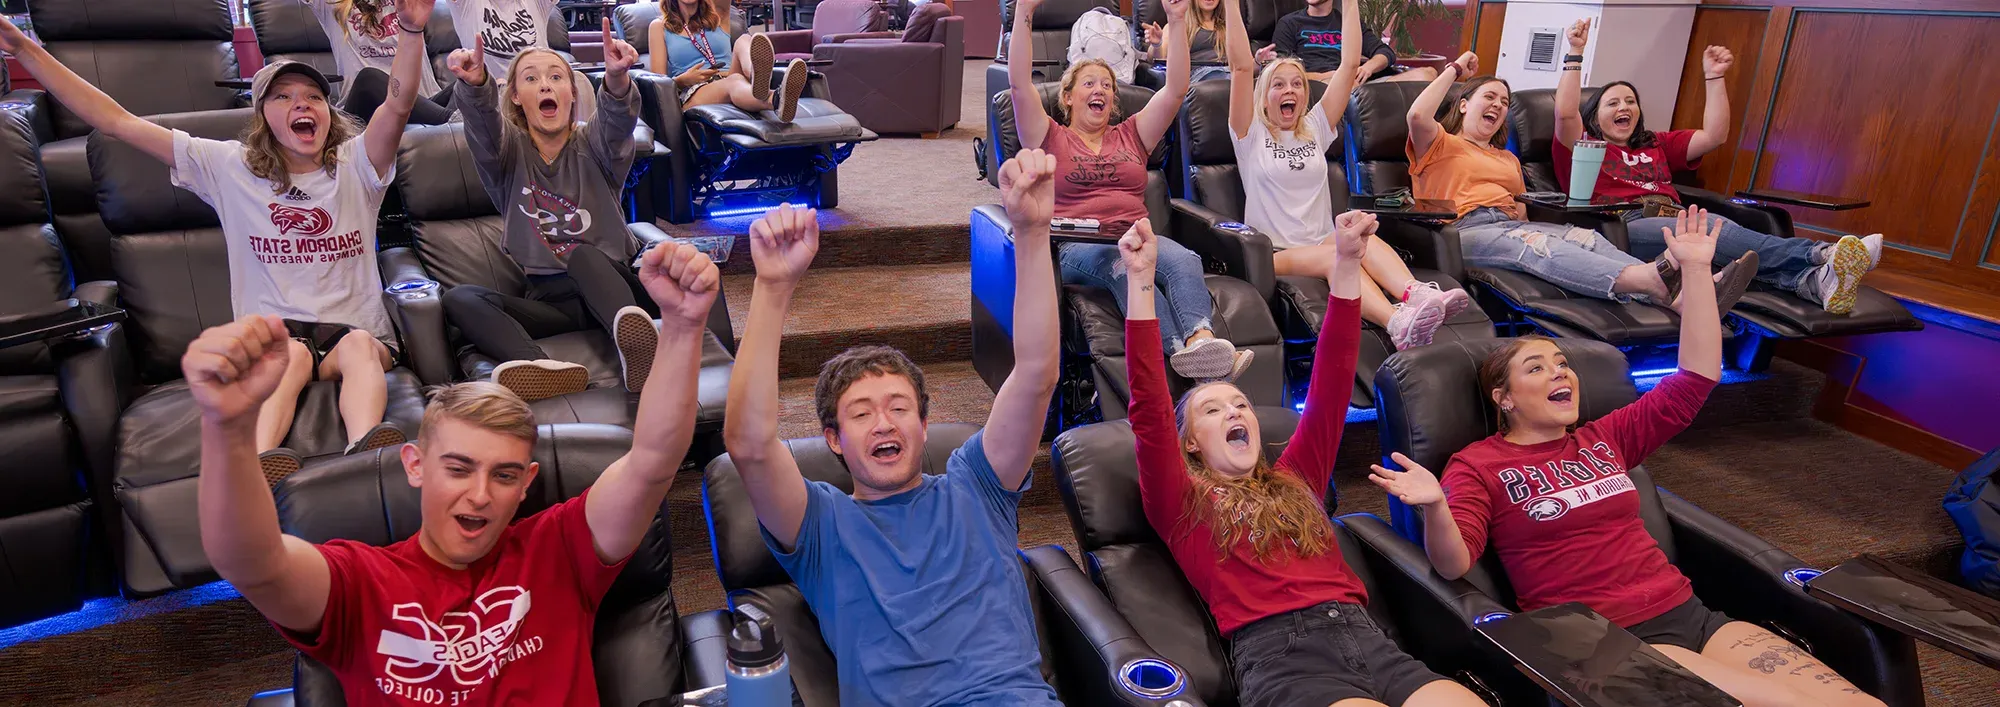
left=1127, top=295, right=1367, bottom=637
left=1441, top=370, right=1718, bottom=626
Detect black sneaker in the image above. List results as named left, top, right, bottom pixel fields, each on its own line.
left=260, top=448, right=303, bottom=489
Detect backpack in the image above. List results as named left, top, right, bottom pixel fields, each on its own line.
left=1068, top=7, right=1139, bottom=82
left=1943, top=446, right=2000, bottom=598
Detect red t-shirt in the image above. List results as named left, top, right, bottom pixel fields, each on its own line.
left=1551, top=129, right=1702, bottom=205
left=1441, top=370, right=1717, bottom=627
left=1042, top=116, right=1151, bottom=234
left=277, top=491, right=628, bottom=706
left=1128, top=296, right=1368, bottom=637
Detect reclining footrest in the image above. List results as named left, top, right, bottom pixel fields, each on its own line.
left=682, top=100, right=878, bottom=217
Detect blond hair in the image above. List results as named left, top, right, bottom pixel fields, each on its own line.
left=1253, top=58, right=1315, bottom=145
left=1187, top=0, right=1227, bottom=63
left=1056, top=58, right=1123, bottom=124
left=498, top=48, right=578, bottom=136
left=1171, top=382, right=1334, bottom=563
left=421, top=382, right=538, bottom=444
left=242, top=90, right=361, bottom=195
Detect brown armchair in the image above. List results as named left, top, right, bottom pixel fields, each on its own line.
left=810, top=13, right=963, bottom=136
left=764, top=0, right=891, bottom=61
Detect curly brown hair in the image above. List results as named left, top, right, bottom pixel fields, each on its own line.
left=1172, top=382, right=1334, bottom=564
left=814, top=345, right=931, bottom=432
left=661, top=0, right=724, bottom=34
left=241, top=91, right=361, bottom=195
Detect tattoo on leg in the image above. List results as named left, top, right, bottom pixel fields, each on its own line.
left=1746, top=650, right=1787, bottom=674
left=390, top=77, right=403, bottom=99
left=1727, top=631, right=1777, bottom=651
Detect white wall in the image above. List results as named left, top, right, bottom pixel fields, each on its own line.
left=1496, top=0, right=1696, bottom=132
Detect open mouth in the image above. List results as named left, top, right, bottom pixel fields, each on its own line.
left=1548, top=386, right=1574, bottom=405
left=1278, top=99, right=1297, bottom=120
left=454, top=513, right=489, bottom=535
left=1225, top=424, right=1250, bottom=450
left=289, top=117, right=317, bottom=142
left=1613, top=114, right=1634, bottom=129
left=1480, top=109, right=1501, bottom=127
left=870, top=440, right=903, bottom=462
left=538, top=97, right=560, bottom=119
left=1087, top=97, right=1107, bottom=114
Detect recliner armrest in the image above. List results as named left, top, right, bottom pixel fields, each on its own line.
left=764, top=28, right=816, bottom=55
left=628, top=221, right=674, bottom=251
left=1168, top=198, right=1276, bottom=302
left=243, top=688, right=296, bottom=707
left=59, top=280, right=134, bottom=519
left=1373, top=219, right=1469, bottom=285
left=824, top=31, right=900, bottom=43
left=0, top=88, right=55, bottom=144
left=1019, top=545, right=1207, bottom=706
left=679, top=609, right=732, bottom=691
left=1340, top=514, right=1512, bottom=623
left=378, top=247, right=456, bottom=386
left=1677, top=185, right=1791, bottom=239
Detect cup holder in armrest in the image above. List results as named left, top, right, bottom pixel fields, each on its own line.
left=1117, top=657, right=1189, bottom=702
left=385, top=279, right=441, bottom=300
left=1803, top=553, right=2000, bottom=670
left=1477, top=603, right=1738, bottom=706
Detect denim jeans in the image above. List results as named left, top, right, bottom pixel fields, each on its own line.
left=1624, top=215, right=1825, bottom=291
left=1455, top=207, right=1647, bottom=302
left=1059, top=239, right=1213, bottom=351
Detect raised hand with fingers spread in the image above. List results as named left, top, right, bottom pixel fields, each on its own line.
left=1662, top=205, right=1720, bottom=270
left=183, top=315, right=295, bottom=425
left=638, top=241, right=722, bottom=328
left=1368, top=452, right=1446, bottom=508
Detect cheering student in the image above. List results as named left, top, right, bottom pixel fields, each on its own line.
left=1551, top=19, right=1881, bottom=314
left=649, top=0, right=810, bottom=122
left=1257, top=0, right=1437, bottom=89
left=184, top=240, right=720, bottom=705
left=1124, top=205, right=1486, bottom=707
left=720, top=154, right=1066, bottom=705
left=440, top=22, right=666, bottom=401
left=0, top=0, right=440, bottom=483
left=288, top=0, right=457, bottom=124
left=1372, top=207, right=1885, bottom=707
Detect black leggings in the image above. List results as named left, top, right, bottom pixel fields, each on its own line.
left=342, top=67, right=456, bottom=125
left=442, top=245, right=659, bottom=363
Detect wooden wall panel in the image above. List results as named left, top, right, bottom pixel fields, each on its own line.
left=1473, top=1, right=1504, bottom=80
left=1669, top=7, right=1768, bottom=191
left=1747, top=11, right=2000, bottom=261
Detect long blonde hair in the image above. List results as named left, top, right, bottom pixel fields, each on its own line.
left=1171, top=382, right=1334, bottom=564
left=1253, top=58, right=1316, bottom=145
left=1186, top=0, right=1227, bottom=63
left=1056, top=58, right=1123, bottom=124
left=242, top=93, right=361, bottom=194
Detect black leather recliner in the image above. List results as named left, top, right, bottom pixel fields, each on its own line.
left=1048, top=410, right=1547, bottom=705
left=1505, top=88, right=1921, bottom=370
left=981, top=0, right=1118, bottom=186
left=245, top=0, right=344, bottom=96
left=974, top=83, right=1285, bottom=429
left=1171, top=79, right=1494, bottom=409
left=83, top=109, right=429, bottom=596
left=0, top=104, right=125, bottom=629
left=386, top=123, right=734, bottom=458
left=1344, top=81, right=1687, bottom=348
left=1373, top=338, right=1925, bottom=706
left=245, top=423, right=728, bottom=706
left=704, top=423, right=1205, bottom=706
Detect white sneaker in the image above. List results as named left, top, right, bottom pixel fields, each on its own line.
left=1170, top=336, right=1238, bottom=380
left=1389, top=282, right=1471, bottom=350
left=492, top=359, right=589, bottom=402
left=1225, top=349, right=1255, bottom=382
left=613, top=306, right=659, bottom=393
left=1860, top=234, right=1884, bottom=269
left=1798, top=235, right=1868, bottom=315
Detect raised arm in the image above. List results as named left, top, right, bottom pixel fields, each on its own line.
left=0, top=19, right=172, bottom=164
left=1312, top=0, right=1363, bottom=119
left=1370, top=453, right=1481, bottom=580
left=721, top=205, right=820, bottom=551
left=982, top=151, right=1061, bottom=490
left=1118, top=219, right=1197, bottom=520
left=1008, top=0, right=1053, bottom=150
left=584, top=20, right=642, bottom=180
left=1553, top=19, right=1589, bottom=149
left=186, top=316, right=332, bottom=633
left=1223, top=0, right=1255, bottom=139
left=447, top=37, right=518, bottom=184
left=1667, top=206, right=1722, bottom=380
left=583, top=243, right=718, bottom=563
left=1132, top=0, right=1192, bottom=151
left=1684, top=46, right=1735, bottom=159
left=1273, top=211, right=1367, bottom=493
left=1407, top=51, right=1475, bottom=161
left=364, top=0, right=437, bottom=180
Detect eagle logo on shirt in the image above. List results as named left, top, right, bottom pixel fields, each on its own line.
left=1524, top=496, right=1569, bottom=522
left=347, top=9, right=400, bottom=42
left=269, top=204, right=334, bottom=237
left=376, top=586, right=542, bottom=690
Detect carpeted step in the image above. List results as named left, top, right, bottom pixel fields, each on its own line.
left=723, top=263, right=970, bottom=379
left=699, top=223, right=972, bottom=276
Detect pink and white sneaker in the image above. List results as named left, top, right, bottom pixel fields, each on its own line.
left=1389, top=282, right=1472, bottom=350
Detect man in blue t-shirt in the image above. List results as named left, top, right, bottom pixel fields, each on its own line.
left=721, top=149, right=1065, bottom=706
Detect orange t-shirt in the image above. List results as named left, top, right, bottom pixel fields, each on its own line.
left=1408, top=132, right=1526, bottom=221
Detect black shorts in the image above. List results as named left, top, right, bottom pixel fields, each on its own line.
left=1230, top=601, right=1446, bottom=707
left=1626, top=595, right=1734, bottom=653
left=282, top=319, right=398, bottom=371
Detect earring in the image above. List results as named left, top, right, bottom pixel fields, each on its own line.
left=1501, top=405, right=1514, bottom=413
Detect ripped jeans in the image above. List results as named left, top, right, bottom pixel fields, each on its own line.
left=1060, top=239, right=1214, bottom=352
left=1456, top=207, right=1648, bottom=302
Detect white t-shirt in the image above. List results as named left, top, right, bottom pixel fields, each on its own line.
left=1233, top=101, right=1337, bottom=250
left=300, top=0, right=444, bottom=97
left=451, top=0, right=562, bottom=83
left=170, top=131, right=398, bottom=346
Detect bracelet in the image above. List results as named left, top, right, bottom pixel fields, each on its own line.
left=1564, top=53, right=1584, bottom=63
left=1705, top=75, right=1724, bottom=80
left=398, top=20, right=424, bottom=34
left=1562, top=66, right=1581, bottom=72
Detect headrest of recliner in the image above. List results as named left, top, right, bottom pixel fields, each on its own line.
left=248, top=0, right=334, bottom=56
left=704, top=424, right=982, bottom=592
left=396, top=123, right=495, bottom=222
left=89, top=108, right=256, bottom=235
left=1005, top=0, right=1113, bottom=31
left=1372, top=338, right=1636, bottom=479
left=546, top=13, right=572, bottom=52
left=28, top=0, right=234, bottom=42
left=614, top=1, right=663, bottom=55
left=1051, top=408, right=1300, bottom=551
left=0, top=108, right=47, bottom=226
left=1347, top=81, right=1430, bottom=162
left=1246, top=0, right=1306, bottom=44
left=1508, top=88, right=1558, bottom=163
left=277, top=423, right=637, bottom=546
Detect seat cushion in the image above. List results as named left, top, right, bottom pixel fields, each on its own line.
left=0, top=501, right=91, bottom=627
left=1731, top=287, right=1921, bottom=339
left=460, top=329, right=734, bottom=430
left=117, top=372, right=428, bottom=490
left=686, top=98, right=867, bottom=144
left=0, top=375, right=81, bottom=517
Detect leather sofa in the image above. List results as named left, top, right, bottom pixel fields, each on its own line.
left=1505, top=88, right=1921, bottom=370
left=765, top=0, right=890, bottom=62
left=1373, top=338, right=1926, bottom=706
left=386, top=123, right=734, bottom=463
left=703, top=424, right=1206, bottom=706
left=245, top=423, right=728, bottom=706
left=1048, top=410, right=1549, bottom=705
left=982, top=0, right=1118, bottom=186
left=810, top=14, right=967, bottom=136
left=84, top=109, right=429, bottom=596
left=0, top=103, right=124, bottom=629
left=1171, top=79, right=1494, bottom=409
left=1345, top=81, right=1687, bottom=348
left=976, top=83, right=1285, bottom=429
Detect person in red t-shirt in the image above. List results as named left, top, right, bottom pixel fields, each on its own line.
left=1123, top=208, right=1485, bottom=707
left=1551, top=19, right=1882, bottom=315
left=1372, top=208, right=1883, bottom=707
left=181, top=240, right=723, bottom=706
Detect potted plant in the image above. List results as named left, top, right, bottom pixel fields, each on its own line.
left=1357, top=0, right=1453, bottom=69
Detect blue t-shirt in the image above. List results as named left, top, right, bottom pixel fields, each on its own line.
left=659, top=27, right=733, bottom=77
left=762, top=431, right=1061, bottom=706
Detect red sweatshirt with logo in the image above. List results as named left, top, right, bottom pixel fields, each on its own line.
left=1440, top=370, right=1717, bottom=626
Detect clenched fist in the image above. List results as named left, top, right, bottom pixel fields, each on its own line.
left=638, top=241, right=722, bottom=328
left=183, top=315, right=294, bottom=424
left=1701, top=45, right=1734, bottom=78
left=999, top=149, right=1057, bottom=232
left=1117, top=218, right=1158, bottom=275
left=748, top=204, right=820, bottom=288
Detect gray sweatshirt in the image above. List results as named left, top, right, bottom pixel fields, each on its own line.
left=457, top=77, right=640, bottom=275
